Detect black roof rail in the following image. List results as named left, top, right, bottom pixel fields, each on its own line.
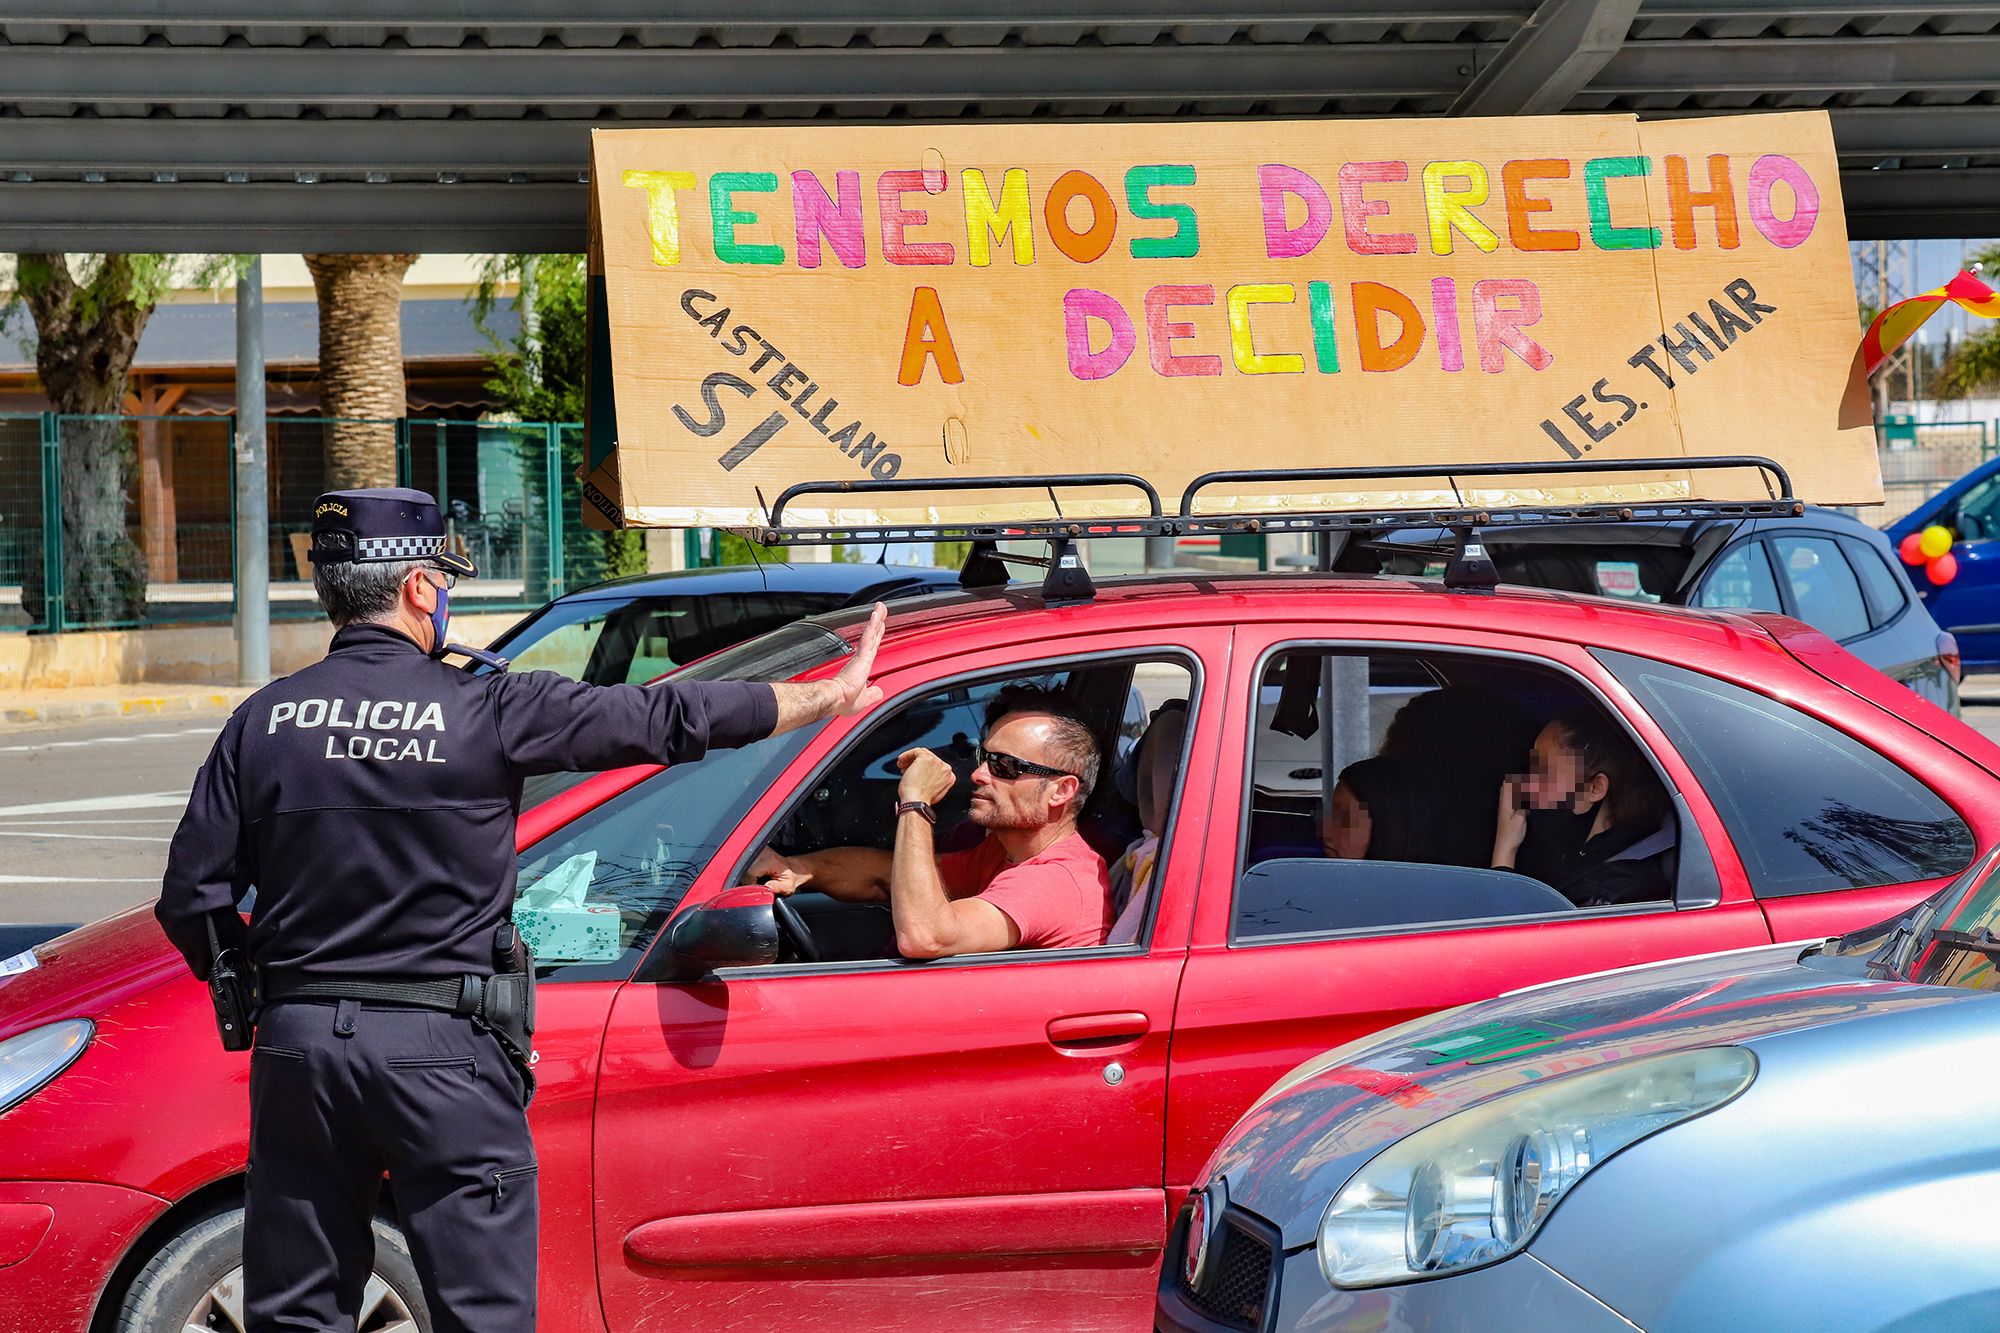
left=746, top=456, right=1802, bottom=602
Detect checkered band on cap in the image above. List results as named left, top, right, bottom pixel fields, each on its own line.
left=354, top=534, right=447, bottom=562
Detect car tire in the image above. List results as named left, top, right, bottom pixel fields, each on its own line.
left=113, top=1205, right=432, bottom=1333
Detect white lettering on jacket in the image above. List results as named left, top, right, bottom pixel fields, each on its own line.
left=264, top=696, right=451, bottom=763
left=267, top=699, right=447, bottom=735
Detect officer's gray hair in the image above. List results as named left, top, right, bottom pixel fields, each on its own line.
left=313, top=558, right=426, bottom=627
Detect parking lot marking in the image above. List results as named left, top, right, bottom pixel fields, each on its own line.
left=0, top=830, right=173, bottom=843
left=0, top=792, right=189, bottom=818
left=0, top=730, right=206, bottom=754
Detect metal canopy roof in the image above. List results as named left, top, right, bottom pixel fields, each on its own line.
left=0, top=1, right=1993, bottom=249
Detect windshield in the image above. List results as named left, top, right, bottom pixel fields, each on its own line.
left=490, top=590, right=849, bottom=685
left=513, top=722, right=821, bottom=981
left=517, top=618, right=853, bottom=810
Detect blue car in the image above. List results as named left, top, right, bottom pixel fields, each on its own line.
left=1159, top=845, right=2000, bottom=1333
left=1357, top=509, right=1959, bottom=712
left=481, top=560, right=959, bottom=684
left=1888, top=458, right=2000, bottom=675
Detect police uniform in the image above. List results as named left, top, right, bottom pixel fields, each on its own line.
left=157, top=488, right=778, bottom=1333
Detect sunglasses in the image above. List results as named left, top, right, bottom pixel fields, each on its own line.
left=975, top=745, right=1074, bottom=782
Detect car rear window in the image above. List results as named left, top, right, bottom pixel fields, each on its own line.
left=1596, top=649, right=1974, bottom=897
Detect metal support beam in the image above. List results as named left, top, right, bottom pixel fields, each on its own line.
left=1451, top=0, right=1640, bottom=115
left=0, top=43, right=1481, bottom=114
left=235, top=257, right=271, bottom=686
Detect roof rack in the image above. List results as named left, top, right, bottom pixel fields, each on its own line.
left=751, top=456, right=1802, bottom=601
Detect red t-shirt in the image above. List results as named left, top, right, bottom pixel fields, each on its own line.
left=936, top=831, right=1113, bottom=950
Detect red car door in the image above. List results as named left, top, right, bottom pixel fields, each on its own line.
left=1164, top=622, right=1775, bottom=1192
left=590, top=629, right=1226, bottom=1331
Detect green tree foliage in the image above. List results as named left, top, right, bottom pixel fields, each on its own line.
left=473, top=255, right=784, bottom=580
left=7, top=253, right=244, bottom=624
left=473, top=254, right=647, bottom=585
left=1937, top=243, right=2000, bottom=401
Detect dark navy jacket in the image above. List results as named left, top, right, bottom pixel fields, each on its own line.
left=157, top=623, right=777, bottom=980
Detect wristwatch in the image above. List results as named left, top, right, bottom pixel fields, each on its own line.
left=895, top=800, right=937, bottom=826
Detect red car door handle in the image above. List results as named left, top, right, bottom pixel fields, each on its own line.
left=1046, top=1012, right=1151, bottom=1048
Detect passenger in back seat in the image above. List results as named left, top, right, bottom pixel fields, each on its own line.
left=1493, top=707, right=1676, bottom=907
left=1107, top=701, right=1189, bottom=943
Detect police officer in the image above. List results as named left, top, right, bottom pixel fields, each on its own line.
left=156, top=487, right=885, bottom=1333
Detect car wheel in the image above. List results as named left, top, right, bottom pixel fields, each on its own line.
left=113, top=1205, right=431, bottom=1332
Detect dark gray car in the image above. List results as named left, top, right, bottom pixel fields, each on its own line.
left=1354, top=509, right=1959, bottom=712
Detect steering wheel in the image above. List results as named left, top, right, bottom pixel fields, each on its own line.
left=770, top=893, right=822, bottom=963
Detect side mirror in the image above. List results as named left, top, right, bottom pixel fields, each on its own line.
left=655, top=887, right=780, bottom=983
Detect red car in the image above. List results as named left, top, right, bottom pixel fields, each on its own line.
left=3, top=573, right=1995, bottom=1332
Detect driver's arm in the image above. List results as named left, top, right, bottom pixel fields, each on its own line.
left=750, top=846, right=893, bottom=902
left=886, top=811, right=1021, bottom=960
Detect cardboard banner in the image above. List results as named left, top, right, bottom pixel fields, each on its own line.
left=584, top=111, right=1878, bottom=530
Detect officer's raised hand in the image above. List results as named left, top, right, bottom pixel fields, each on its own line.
left=770, top=601, right=888, bottom=732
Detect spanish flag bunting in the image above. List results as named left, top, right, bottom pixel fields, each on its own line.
left=1861, top=269, right=2000, bottom=377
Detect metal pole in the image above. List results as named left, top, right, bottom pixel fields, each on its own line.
left=38, top=412, right=63, bottom=634
left=235, top=256, right=271, bottom=685
left=545, top=422, right=564, bottom=597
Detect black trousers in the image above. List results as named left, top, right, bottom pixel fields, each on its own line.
left=245, top=998, right=538, bottom=1333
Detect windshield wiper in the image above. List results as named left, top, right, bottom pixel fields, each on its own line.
left=1920, top=926, right=2000, bottom=964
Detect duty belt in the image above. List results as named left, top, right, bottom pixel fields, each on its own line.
left=263, top=972, right=490, bottom=1016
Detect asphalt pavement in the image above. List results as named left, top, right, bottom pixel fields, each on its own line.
left=5, top=684, right=2000, bottom=943
left=0, top=714, right=220, bottom=928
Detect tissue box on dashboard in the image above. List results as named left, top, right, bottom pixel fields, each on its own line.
left=515, top=902, right=624, bottom=962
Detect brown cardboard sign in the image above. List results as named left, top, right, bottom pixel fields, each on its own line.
left=584, top=111, right=1877, bottom=530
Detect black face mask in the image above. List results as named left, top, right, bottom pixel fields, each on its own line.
left=1526, top=805, right=1596, bottom=850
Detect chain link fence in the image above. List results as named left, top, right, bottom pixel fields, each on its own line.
left=1876, top=422, right=1998, bottom=528
left=1, top=414, right=605, bottom=634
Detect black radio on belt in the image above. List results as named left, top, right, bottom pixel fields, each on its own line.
left=206, top=916, right=257, bottom=1052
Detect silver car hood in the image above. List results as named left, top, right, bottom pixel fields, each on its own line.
left=1210, top=941, right=1972, bottom=1247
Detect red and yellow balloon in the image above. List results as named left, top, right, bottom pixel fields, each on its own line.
left=1899, top=524, right=1959, bottom=586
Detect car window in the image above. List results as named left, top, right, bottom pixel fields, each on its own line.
left=1489, top=543, right=1688, bottom=602
left=1840, top=537, right=1910, bottom=628
left=1772, top=537, right=1870, bottom=642
left=1236, top=647, right=1678, bottom=942
left=511, top=723, right=823, bottom=981
left=492, top=600, right=616, bottom=679
left=740, top=653, right=1198, bottom=965
left=498, top=591, right=846, bottom=685
left=1597, top=650, right=1974, bottom=897
left=1953, top=474, right=2000, bottom=541
left=1694, top=541, right=1784, bottom=614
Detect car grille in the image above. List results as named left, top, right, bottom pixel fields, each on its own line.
left=1178, top=1209, right=1277, bottom=1331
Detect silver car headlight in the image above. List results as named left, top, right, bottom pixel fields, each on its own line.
left=1318, top=1047, right=1755, bottom=1289
left=0, top=1020, right=94, bottom=1114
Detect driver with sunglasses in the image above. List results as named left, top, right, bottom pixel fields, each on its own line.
left=750, top=686, right=1114, bottom=957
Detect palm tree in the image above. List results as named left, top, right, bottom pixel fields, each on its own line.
left=305, top=254, right=418, bottom=488
left=12, top=253, right=240, bottom=624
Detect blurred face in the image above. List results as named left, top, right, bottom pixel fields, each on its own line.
left=1135, top=711, right=1187, bottom=836
left=970, top=713, right=1080, bottom=832
left=1322, top=781, right=1371, bottom=860
left=1518, top=722, right=1610, bottom=813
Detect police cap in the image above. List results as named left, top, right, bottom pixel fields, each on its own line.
left=309, top=487, right=478, bottom=577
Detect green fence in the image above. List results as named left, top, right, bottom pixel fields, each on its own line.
left=1, top=414, right=612, bottom=634
left=1876, top=418, right=2000, bottom=529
